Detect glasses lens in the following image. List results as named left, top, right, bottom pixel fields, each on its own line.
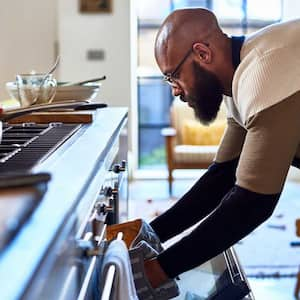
left=163, top=75, right=172, bottom=84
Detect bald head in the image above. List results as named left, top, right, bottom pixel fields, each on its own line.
left=155, top=8, right=224, bottom=70
left=154, top=8, right=234, bottom=99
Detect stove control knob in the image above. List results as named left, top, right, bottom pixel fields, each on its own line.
left=112, top=160, right=126, bottom=173
left=98, top=203, right=113, bottom=214
left=105, top=186, right=113, bottom=197
left=99, top=186, right=113, bottom=197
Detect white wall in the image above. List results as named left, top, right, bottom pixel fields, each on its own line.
left=0, top=0, right=138, bottom=165
left=0, top=1, right=57, bottom=100
left=58, top=0, right=137, bottom=159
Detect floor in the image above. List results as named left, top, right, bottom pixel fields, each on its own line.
left=128, top=176, right=300, bottom=300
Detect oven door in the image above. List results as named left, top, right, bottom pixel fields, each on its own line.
left=174, top=247, right=254, bottom=300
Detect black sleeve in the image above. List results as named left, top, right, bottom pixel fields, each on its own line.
left=150, top=158, right=239, bottom=242
left=156, top=185, right=280, bottom=278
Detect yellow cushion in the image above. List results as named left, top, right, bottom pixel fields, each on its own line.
left=182, top=120, right=226, bottom=145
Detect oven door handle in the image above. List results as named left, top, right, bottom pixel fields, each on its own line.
left=77, top=256, right=98, bottom=300
left=101, top=232, right=123, bottom=300
left=77, top=232, right=123, bottom=300
left=57, top=266, right=78, bottom=300
left=76, top=227, right=123, bottom=300
left=76, top=225, right=107, bottom=300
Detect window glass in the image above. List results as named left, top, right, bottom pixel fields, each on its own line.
left=138, top=29, right=161, bottom=75
left=172, top=0, right=210, bottom=9
left=139, top=128, right=166, bottom=169
left=213, top=0, right=243, bottom=21
left=137, top=0, right=170, bottom=22
left=247, top=0, right=282, bottom=21
left=138, top=78, right=171, bottom=125
left=138, top=78, right=171, bottom=168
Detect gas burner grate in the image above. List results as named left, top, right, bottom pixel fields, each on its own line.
left=0, top=123, right=81, bottom=173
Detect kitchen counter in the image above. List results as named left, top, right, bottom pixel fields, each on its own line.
left=0, top=107, right=254, bottom=300
left=0, top=107, right=128, bottom=300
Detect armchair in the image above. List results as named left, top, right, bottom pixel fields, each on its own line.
left=162, top=97, right=226, bottom=195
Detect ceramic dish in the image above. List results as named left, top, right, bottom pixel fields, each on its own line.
left=6, top=82, right=100, bottom=103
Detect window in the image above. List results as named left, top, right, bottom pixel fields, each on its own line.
left=137, top=0, right=282, bottom=169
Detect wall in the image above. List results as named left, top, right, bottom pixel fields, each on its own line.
left=58, top=0, right=138, bottom=161
left=0, top=0, right=138, bottom=167
left=0, top=1, right=57, bottom=100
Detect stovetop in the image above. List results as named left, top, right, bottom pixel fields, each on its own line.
left=0, top=122, right=83, bottom=252
left=0, top=123, right=81, bottom=173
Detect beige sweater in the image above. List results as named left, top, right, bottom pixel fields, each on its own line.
left=226, top=19, right=300, bottom=126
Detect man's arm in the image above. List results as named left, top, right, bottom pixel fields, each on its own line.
left=150, top=117, right=247, bottom=242
left=154, top=91, right=300, bottom=278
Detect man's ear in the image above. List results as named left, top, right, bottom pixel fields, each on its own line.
left=192, top=42, right=212, bottom=64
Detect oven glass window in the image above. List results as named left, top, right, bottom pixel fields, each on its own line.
left=174, top=251, right=249, bottom=299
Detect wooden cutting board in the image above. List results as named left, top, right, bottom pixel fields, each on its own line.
left=7, top=110, right=96, bottom=124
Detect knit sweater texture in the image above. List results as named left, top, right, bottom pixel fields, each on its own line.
left=226, top=19, right=300, bottom=126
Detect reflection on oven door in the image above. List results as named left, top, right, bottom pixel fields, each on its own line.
left=172, top=248, right=253, bottom=300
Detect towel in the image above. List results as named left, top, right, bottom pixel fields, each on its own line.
left=100, top=239, right=138, bottom=300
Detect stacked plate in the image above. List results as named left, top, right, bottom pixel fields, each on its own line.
left=53, top=84, right=100, bottom=102
left=5, top=82, right=100, bottom=103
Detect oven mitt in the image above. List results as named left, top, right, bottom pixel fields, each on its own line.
left=106, top=219, right=164, bottom=253
left=129, top=240, right=179, bottom=300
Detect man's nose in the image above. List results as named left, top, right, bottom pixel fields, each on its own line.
left=172, top=86, right=183, bottom=97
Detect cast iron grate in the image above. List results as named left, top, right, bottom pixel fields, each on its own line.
left=0, top=123, right=81, bottom=173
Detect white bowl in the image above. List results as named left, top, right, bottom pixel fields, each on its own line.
left=6, top=82, right=100, bottom=103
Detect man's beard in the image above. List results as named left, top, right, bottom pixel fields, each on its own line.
left=182, top=62, right=224, bottom=125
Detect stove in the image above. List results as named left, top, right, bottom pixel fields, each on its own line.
left=0, top=108, right=130, bottom=300
left=0, top=122, right=83, bottom=252
left=0, top=123, right=81, bottom=173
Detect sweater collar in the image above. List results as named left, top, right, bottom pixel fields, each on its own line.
left=231, top=36, right=245, bottom=69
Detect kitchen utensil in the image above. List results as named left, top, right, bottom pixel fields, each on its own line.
left=74, top=103, right=107, bottom=110
left=14, top=56, right=60, bottom=107
left=52, top=85, right=100, bottom=102
left=6, top=82, right=100, bottom=103
left=0, top=101, right=88, bottom=122
left=6, top=102, right=107, bottom=124
left=35, top=56, right=60, bottom=104
left=0, top=101, right=87, bottom=144
left=41, top=55, right=60, bottom=85
left=61, top=75, right=106, bottom=86
left=16, top=74, right=57, bottom=107
left=8, top=110, right=96, bottom=124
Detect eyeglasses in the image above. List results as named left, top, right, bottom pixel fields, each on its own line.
left=163, top=42, right=210, bottom=85
left=163, top=48, right=193, bottom=85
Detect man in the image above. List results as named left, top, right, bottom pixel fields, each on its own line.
left=110, top=8, right=300, bottom=299
left=146, top=7, right=300, bottom=288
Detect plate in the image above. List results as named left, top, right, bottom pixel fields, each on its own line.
left=6, top=82, right=101, bottom=103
